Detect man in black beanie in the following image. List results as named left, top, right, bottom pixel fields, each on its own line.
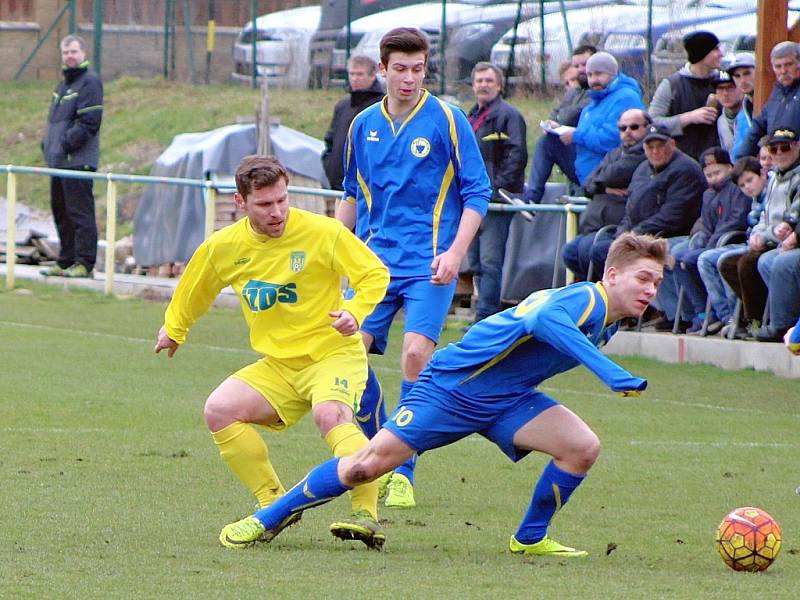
left=648, top=30, right=721, bottom=161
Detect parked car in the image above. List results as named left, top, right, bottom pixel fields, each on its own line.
left=231, top=5, right=322, bottom=88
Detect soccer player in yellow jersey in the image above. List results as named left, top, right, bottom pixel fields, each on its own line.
left=154, top=155, right=390, bottom=549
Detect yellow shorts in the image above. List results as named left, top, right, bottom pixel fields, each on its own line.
left=230, top=346, right=368, bottom=431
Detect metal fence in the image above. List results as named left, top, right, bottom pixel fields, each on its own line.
left=2, top=164, right=583, bottom=295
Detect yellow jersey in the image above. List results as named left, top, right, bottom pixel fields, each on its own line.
left=164, top=207, right=389, bottom=361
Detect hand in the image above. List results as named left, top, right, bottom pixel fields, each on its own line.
left=748, top=233, right=765, bottom=251
left=780, top=232, right=798, bottom=251
left=559, top=127, right=575, bottom=145
left=430, top=248, right=463, bottom=285
left=686, top=106, right=718, bottom=125
left=154, top=325, right=179, bottom=358
left=785, top=327, right=800, bottom=355
left=546, top=120, right=559, bottom=129
left=774, top=222, right=793, bottom=240
left=619, top=390, right=641, bottom=397
left=605, top=187, right=627, bottom=197
left=329, top=310, right=359, bottom=336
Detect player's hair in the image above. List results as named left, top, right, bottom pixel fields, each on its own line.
left=380, top=27, right=429, bottom=66
left=572, top=44, right=597, bottom=57
left=348, top=54, right=377, bottom=75
left=235, top=155, right=289, bottom=198
left=605, top=233, right=670, bottom=271
left=731, top=156, right=762, bottom=184
left=471, top=61, right=504, bottom=91
left=60, top=34, right=87, bottom=51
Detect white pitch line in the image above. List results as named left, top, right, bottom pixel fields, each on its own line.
left=628, top=440, right=800, bottom=449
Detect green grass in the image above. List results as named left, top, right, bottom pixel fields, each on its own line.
left=1, top=281, right=799, bottom=598
left=2, top=78, right=553, bottom=215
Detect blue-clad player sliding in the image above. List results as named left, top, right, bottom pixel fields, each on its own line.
left=220, top=233, right=669, bottom=556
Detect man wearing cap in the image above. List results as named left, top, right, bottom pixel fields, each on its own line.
left=588, top=124, right=706, bottom=289
left=713, top=72, right=743, bottom=155
left=556, top=51, right=645, bottom=188
left=649, top=30, right=722, bottom=161
left=728, top=54, right=756, bottom=160
left=719, top=127, right=800, bottom=339
left=740, top=41, right=800, bottom=158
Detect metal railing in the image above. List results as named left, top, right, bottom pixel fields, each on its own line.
left=3, top=164, right=583, bottom=293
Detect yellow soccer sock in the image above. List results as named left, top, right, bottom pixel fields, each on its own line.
left=211, top=421, right=285, bottom=508
left=324, top=422, right=378, bottom=519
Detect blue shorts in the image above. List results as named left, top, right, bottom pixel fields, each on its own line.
left=382, top=375, right=559, bottom=462
left=361, top=275, right=457, bottom=355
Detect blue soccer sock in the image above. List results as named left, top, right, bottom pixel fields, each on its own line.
left=514, top=460, right=586, bottom=544
left=392, top=380, right=417, bottom=484
left=355, top=366, right=386, bottom=439
left=253, top=458, right=351, bottom=529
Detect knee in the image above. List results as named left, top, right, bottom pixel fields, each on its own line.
left=403, top=348, right=429, bottom=379
left=561, top=433, right=601, bottom=472
left=204, top=392, right=234, bottom=431
left=312, top=402, right=350, bottom=434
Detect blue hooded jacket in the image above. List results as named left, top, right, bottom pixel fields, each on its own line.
left=572, top=72, right=645, bottom=185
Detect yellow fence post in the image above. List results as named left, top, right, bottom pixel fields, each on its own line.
left=564, top=203, right=578, bottom=285
left=5, top=169, right=17, bottom=290
left=104, top=175, right=117, bottom=295
left=204, top=180, right=216, bottom=239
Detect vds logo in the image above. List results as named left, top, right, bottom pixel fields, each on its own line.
left=242, top=280, right=298, bottom=312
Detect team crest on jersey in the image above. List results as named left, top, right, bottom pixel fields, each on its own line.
left=290, top=251, right=305, bottom=272
left=367, top=130, right=380, bottom=142
left=410, top=137, right=431, bottom=158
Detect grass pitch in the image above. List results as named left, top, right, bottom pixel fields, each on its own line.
left=1, top=281, right=799, bottom=599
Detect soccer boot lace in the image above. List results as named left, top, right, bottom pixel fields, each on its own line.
left=509, top=535, right=588, bottom=557
left=376, top=472, right=392, bottom=502
left=384, top=473, right=415, bottom=508
left=329, top=510, right=386, bottom=550
left=219, top=512, right=302, bottom=549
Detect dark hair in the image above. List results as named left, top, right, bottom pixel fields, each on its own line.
left=471, top=61, right=504, bottom=91
left=731, top=156, right=762, bottom=184
left=235, top=155, right=289, bottom=198
left=605, top=233, right=670, bottom=272
left=380, top=27, right=429, bottom=66
left=572, top=44, right=597, bottom=57
left=699, top=146, right=732, bottom=167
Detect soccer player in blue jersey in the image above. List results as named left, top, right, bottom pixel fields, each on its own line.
left=336, top=27, right=492, bottom=508
left=220, top=233, right=669, bottom=556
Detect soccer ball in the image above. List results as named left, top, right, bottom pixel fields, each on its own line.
left=715, top=507, right=782, bottom=572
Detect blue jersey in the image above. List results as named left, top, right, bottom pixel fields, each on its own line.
left=342, top=89, right=491, bottom=277
left=426, top=282, right=647, bottom=399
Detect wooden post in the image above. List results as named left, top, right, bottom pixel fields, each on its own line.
left=754, top=0, right=787, bottom=113
left=5, top=170, right=17, bottom=290
left=104, top=176, right=117, bottom=295
left=257, top=75, right=272, bottom=155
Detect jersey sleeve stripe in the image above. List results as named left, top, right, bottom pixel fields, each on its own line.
left=576, top=286, right=596, bottom=327
left=435, top=97, right=461, bottom=167
left=593, top=282, right=610, bottom=325
left=356, top=170, right=373, bottom=211
left=431, top=161, right=454, bottom=255
left=459, top=335, right=532, bottom=385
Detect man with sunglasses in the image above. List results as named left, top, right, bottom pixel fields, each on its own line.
left=562, top=109, right=650, bottom=281
left=740, top=42, right=800, bottom=158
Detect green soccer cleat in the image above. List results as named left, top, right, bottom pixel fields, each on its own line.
left=62, top=264, right=93, bottom=278
left=509, top=535, right=588, bottom=558
left=329, top=510, right=387, bottom=550
left=384, top=473, right=415, bottom=508
left=376, top=472, right=392, bottom=502
left=39, top=264, right=65, bottom=277
left=219, top=512, right=302, bottom=549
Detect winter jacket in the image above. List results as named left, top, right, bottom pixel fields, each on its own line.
left=572, top=73, right=645, bottom=185
left=322, top=78, right=384, bottom=189
left=751, top=159, right=800, bottom=247
left=467, top=95, right=528, bottom=196
left=549, top=85, right=591, bottom=127
left=619, top=149, right=706, bottom=236
left=579, top=141, right=646, bottom=234
left=42, top=62, right=103, bottom=170
left=649, top=64, right=719, bottom=161
left=694, top=177, right=751, bottom=248
left=741, top=78, right=800, bottom=157
left=731, top=96, right=753, bottom=161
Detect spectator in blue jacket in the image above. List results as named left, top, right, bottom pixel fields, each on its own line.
left=671, top=148, right=751, bottom=333
left=728, top=54, right=756, bottom=160
left=740, top=42, right=800, bottom=157
left=557, top=52, right=645, bottom=187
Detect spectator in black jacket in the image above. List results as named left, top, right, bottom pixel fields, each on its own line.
left=561, top=109, right=650, bottom=281
left=740, top=41, right=800, bottom=157
left=523, top=45, right=596, bottom=203
left=589, top=124, right=706, bottom=312
left=40, top=35, right=103, bottom=279
left=649, top=30, right=722, bottom=161
left=466, top=62, right=528, bottom=321
left=321, top=55, right=384, bottom=190
left=670, top=148, right=751, bottom=334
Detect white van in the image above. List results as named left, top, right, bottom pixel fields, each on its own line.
left=232, top=5, right=322, bottom=88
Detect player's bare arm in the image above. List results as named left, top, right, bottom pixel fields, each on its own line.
left=335, top=198, right=357, bottom=230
